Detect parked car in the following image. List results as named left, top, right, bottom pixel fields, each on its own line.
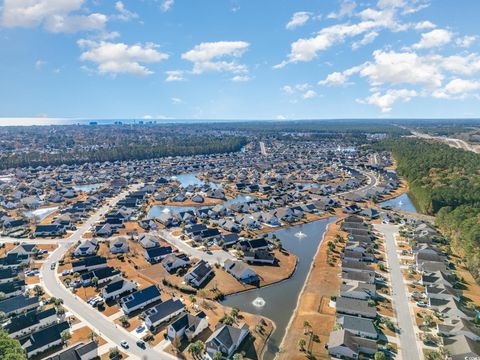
left=416, top=301, right=428, bottom=307
left=136, top=340, right=145, bottom=349
left=120, top=340, right=129, bottom=349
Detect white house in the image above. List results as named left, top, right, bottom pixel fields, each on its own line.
left=73, top=239, right=98, bottom=257
left=109, top=237, right=129, bottom=254
left=144, top=299, right=185, bottom=330
left=184, top=260, right=213, bottom=288
left=102, top=278, right=137, bottom=302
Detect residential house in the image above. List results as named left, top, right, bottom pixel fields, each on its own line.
left=184, top=260, right=213, bottom=288
left=102, top=278, right=137, bottom=302
left=71, top=256, right=107, bottom=273
left=336, top=315, right=378, bottom=340
left=144, top=298, right=185, bottom=330
left=46, top=341, right=98, bottom=360
left=205, top=323, right=250, bottom=358
left=161, top=254, right=190, bottom=273
left=109, top=237, right=129, bottom=254
left=0, top=295, right=39, bottom=316
left=73, top=239, right=98, bottom=257
left=4, top=307, right=57, bottom=338
left=20, top=321, right=70, bottom=358
left=167, top=311, right=209, bottom=342
left=335, top=297, right=377, bottom=319
left=223, top=259, right=258, bottom=284
left=144, top=246, right=173, bottom=264
left=120, top=285, right=161, bottom=315
left=327, top=329, right=377, bottom=359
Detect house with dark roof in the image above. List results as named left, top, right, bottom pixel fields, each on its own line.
left=243, top=250, right=276, bottom=265
left=45, top=341, right=98, bottom=360
left=437, top=318, right=480, bottom=341
left=0, top=267, right=18, bottom=284
left=34, top=224, right=66, bottom=237
left=205, top=323, right=250, bottom=358
left=71, top=256, right=107, bottom=272
left=80, top=266, right=121, bottom=286
left=0, top=279, right=25, bottom=299
left=144, top=246, right=173, bottom=264
left=120, top=285, right=161, bottom=315
left=4, top=307, right=57, bottom=338
left=0, top=295, right=39, bottom=316
left=102, top=277, right=137, bottom=302
left=167, top=311, right=209, bottom=342
left=184, top=260, right=213, bottom=288
left=144, top=298, right=185, bottom=330
left=20, top=321, right=70, bottom=358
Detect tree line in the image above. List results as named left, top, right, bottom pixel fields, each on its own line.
left=375, top=138, right=480, bottom=282
left=0, top=136, right=247, bottom=170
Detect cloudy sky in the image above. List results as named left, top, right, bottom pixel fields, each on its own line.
left=1, top=0, right=480, bottom=120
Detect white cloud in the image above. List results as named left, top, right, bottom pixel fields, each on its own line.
left=444, top=78, right=480, bottom=95
left=360, top=88, right=417, bottom=112
left=437, top=54, right=480, bottom=76
left=318, top=71, right=349, bottom=86
left=160, top=0, right=174, bottom=12
left=414, top=20, right=436, bottom=30
left=114, top=1, right=138, bottom=21
left=35, top=59, right=46, bottom=69
left=276, top=115, right=287, bottom=120
left=44, top=13, right=107, bottom=33
left=354, top=50, right=444, bottom=88
left=182, top=41, right=250, bottom=74
left=165, top=70, right=185, bottom=82
left=352, top=31, right=379, bottom=49
left=303, top=90, right=317, bottom=99
left=282, top=83, right=316, bottom=99
left=1, top=0, right=107, bottom=33
left=78, top=39, right=169, bottom=76
left=327, top=0, right=356, bottom=19
left=456, top=35, right=477, bottom=48
left=413, top=29, right=452, bottom=49
left=231, top=75, right=251, bottom=82
left=286, top=11, right=312, bottom=30
left=171, top=97, right=182, bottom=104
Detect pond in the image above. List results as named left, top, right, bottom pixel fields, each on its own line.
left=147, top=194, right=257, bottom=218
left=72, top=183, right=104, bottom=193
left=379, top=193, right=418, bottom=213
left=24, top=206, right=59, bottom=221
left=172, top=173, right=220, bottom=189
left=221, top=217, right=336, bottom=360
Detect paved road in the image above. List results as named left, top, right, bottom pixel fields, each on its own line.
left=336, top=170, right=378, bottom=197
left=408, top=129, right=480, bottom=154
left=375, top=223, right=421, bottom=360
left=39, top=185, right=176, bottom=360
left=259, top=141, right=267, bottom=156
left=156, top=229, right=234, bottom=265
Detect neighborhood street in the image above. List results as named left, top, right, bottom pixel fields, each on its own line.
left=38, top=184, right=176, bottom=360
left=375, top=223, right=421, bottom=360
left=156, top=228, right=234, bottom=265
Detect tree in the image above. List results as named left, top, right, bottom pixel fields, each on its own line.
left=230, top=307, right=240, bottom=319
left=423, top=314, right=433, bottom=328
left=91, top=277, right=99, bottom=288
left=89, top=331, right=98, bottom=343
left=119, top=315, right=130, bottom=327
left=303, top=320, right=311, bottom=334
left=33, top=285, right=44, bottom=297
left=61, top=330, right=72, bottom=344
left=0, top=329, right=27, bottom=359
left=298, top=338, right=306, bottom=352
left=213, top=351, right=223, bottom=360
left=374, top=352, right=387, bottom=360
left=56, top=306, right=65, bottom=316
left=109, top=347, right=120, bottom=359
left=232, top=353, right=243, bottom=360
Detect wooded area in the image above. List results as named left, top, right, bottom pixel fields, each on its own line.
left=377, top=138, right=480, bottom=282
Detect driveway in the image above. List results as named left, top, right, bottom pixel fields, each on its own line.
left=375, top=223, right=422, bottom=360
left=156, top=229, right=234, bottom=265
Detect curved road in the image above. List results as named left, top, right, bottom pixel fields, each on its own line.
left=38, top=185, right=176, bottom=360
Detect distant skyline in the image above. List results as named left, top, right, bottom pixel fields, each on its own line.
left=1, top=0, right=480, bottom=121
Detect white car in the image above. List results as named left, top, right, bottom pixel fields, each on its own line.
left=120, top=340, right=129, bottom=349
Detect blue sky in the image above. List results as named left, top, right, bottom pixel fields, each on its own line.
left=1, top=0, right=480, bottom=121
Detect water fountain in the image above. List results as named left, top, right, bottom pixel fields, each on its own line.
left=294, top=231, right=307, bottom=239
left=252, top=297, right=266, bottom=307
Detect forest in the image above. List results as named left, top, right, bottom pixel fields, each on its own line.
left=376, top=138, right=480, bottom=281
left=0, top=135, right=247, bottom=170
